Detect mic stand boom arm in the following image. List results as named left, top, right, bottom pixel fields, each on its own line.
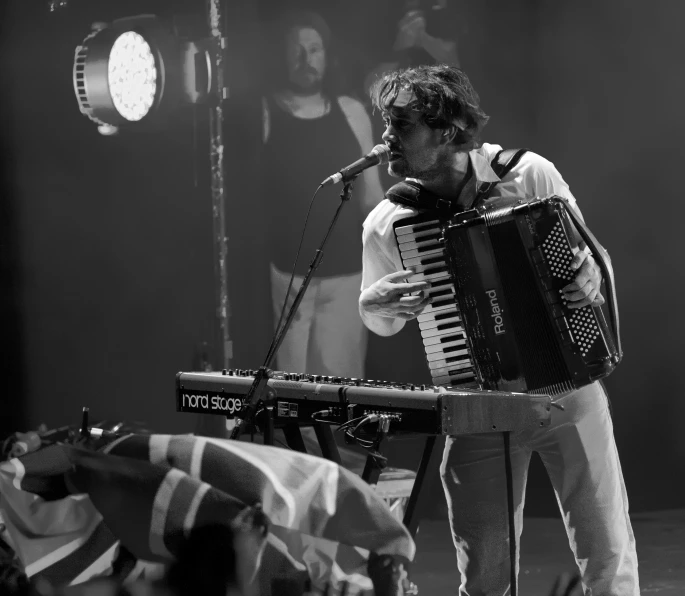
left=230, top=179, right=357, bottom=440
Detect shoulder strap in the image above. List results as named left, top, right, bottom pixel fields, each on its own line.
left=472, top=148, right=528, bottom=206
left=385, top=148, right=529, bottom=215
left=492, top=148, right=528, bottom=178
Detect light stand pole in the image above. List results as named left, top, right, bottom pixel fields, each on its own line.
left=207, top=0, right=232, bottom=371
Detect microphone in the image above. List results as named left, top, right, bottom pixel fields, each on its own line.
left=320, top=144, right=391, bottom=187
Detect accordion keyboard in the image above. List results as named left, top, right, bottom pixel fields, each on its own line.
left=394, top=216, right=478, bottom=387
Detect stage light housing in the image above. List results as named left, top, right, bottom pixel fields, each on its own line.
left=73, top=15, right=183, bottom=127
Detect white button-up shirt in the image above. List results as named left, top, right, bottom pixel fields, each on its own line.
left=361, top=142, right=582, bottom=296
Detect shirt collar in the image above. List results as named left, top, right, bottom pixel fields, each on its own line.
left=452, top=147, right=501, bottom=210
left=470, top=148, right=502, bottom=185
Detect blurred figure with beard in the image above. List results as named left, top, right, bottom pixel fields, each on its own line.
left=260, top=10, right=383, bottom=471
left=262, top=10, right=384, bottom=386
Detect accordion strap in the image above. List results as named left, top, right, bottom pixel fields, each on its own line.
left=474, top=148, right=528, bottom=206
left=385, top=148, right=528, bottom=216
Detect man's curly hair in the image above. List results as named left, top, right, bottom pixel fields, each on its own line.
left=370, top=64, right=490, bottom=151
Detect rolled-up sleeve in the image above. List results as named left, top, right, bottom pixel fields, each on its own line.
left=361, top=200, right=410, bottom=292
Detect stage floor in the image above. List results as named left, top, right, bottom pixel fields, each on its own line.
left=410, top=509, right=685, bottom=595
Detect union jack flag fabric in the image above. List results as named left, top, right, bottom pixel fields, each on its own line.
left=0, top=433, right=415, bottom=594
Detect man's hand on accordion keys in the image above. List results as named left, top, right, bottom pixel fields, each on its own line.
left=562, top=248, right=605, bottom=309
left=360, top=269, right=433, bottom=320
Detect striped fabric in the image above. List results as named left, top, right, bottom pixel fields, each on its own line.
left=0, top=465, right=125, bottom=586
left=0, top=433, right=415, bottom=594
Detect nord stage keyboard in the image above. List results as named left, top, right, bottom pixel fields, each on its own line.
left=177, top=369, right=552, bottom=435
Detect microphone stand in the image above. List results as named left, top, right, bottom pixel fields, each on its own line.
left=230, top=178, right=358, bottom=440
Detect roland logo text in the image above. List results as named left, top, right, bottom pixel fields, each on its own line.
left=486, top=289, right=506, bottom=335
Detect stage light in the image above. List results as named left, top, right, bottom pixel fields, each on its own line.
left=107, top=31, right=158, bottom=121
left=73, top=15, right=212, bottom=129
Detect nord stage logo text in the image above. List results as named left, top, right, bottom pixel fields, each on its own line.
left=181, top=393, right=245, bottom=414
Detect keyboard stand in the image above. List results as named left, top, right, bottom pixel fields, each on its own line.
left=269, top=413, right=438, bottom=539
left=313, top=421, right=343, bottom=465
left=282, top=421, right=307, bottom=453
left=401, top=435, right=445, bottom=537
left=278, top=419, right=344, bottom=467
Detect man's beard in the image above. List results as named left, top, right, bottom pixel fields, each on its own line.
left=388, top=151, right=450, bottom=181
left=289, top=68, right=323, bottom=94
left=388, top=158, right=437, bottom=180
left=291, top=81, right=322, bottom=95
left=387, top=160, right=409, bottom=178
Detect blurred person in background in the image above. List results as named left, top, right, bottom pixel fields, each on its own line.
left=367, top=0, right=461, bottom=196
left=363, top=0, right=461, bottom=96
left=260, top=10, right=384, bottom=470
left=261, top=9, right=384, bottom=385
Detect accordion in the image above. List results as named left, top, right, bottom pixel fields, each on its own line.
left=393, top=196, right=622, bottom=396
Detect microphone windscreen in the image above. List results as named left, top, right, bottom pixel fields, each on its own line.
left=372, top=144, right=391, bottom=164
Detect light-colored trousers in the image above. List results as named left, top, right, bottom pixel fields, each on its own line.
left=269, top=264, right=368, bottom=474
left=440, top=381, right=640, bottom=596
left=270, top=264, right=367, bottom=378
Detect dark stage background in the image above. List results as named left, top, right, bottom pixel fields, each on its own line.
left=1, top=0, right=684, bottom=517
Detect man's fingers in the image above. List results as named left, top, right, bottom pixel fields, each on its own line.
left=563, top=257, right=600, bottom=295
left=384, top=270, right=431, bottom=295
left=564, top=280, right=594, bottom=304
left=564, top=264, right=594, bottom=293
left=385, top=269, right=417, bottom=282
left=393, top=281, right=431, bottom=295
left=398, top=293, right=430, bottom=307
left=569, top=249, right=588, bottom=271
left=396, top=293, right=432, bottom=318
left=563, top=286, right=591, bottom=302
left=566, top=286, right=598, bottom=309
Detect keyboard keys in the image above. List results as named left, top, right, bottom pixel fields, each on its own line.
left=395, top=216, right=478, bottom=388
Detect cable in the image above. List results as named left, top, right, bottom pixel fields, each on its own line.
left=336, top=414, right=369, bottom=433
left=351, top=414, right=379, bottom=435
left=343, top=431, right=374, bottom=448
left=274, top=438, right=292, bottom=450
left=311, top=410, right=341, bottom=426
left=269, top=184, right=324, bottom=364
left=342, top=414, right=378, bottom=448
left=345, top=415, right=387, bottom=448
